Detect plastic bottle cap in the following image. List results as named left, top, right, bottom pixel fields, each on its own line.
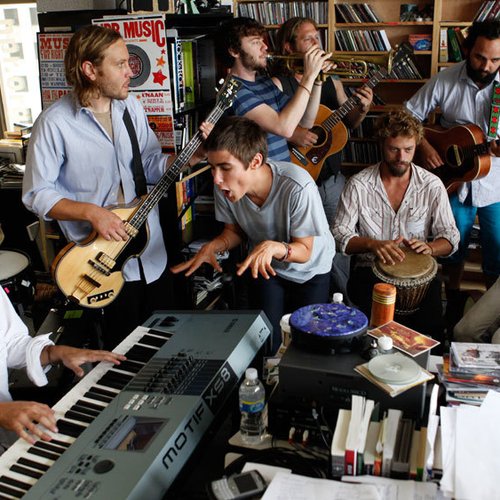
left=279, top=314, right=292, bottom=333
left=332, top=292, right=344, bottom=304
left=245, top=368, right=258, bottom=380
left=378, top=336, right=393, bottom=351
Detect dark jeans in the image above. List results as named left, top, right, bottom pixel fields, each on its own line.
left=250, top=272, right=331, bottom=353
left=99, top=265, right=174, bottom=350
left=348, top=267, right=444, bottom=345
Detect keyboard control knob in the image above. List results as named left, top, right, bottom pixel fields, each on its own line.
left=93, top=459, right=115, bottom=474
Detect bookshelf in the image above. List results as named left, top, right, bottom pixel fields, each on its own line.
left=233, top=0, right=485, bottom=167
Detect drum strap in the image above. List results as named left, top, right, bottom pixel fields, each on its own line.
left=488, top=82, right=500, bottom=140
left=123, top=108, right=147, bottom=197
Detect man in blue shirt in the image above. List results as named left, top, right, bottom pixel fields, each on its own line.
left=406, top=20, right=500, bottom=329
left=23, top=25, right=208, bottom=349
left=216, top=17, right=331, bottom=161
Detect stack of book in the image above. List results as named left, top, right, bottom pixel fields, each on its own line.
left=237, top=1, right=328, bottom=26
left=335, top=3, right=381, bottom=23
left=438, top=27, right=467, bottom=63
left=473, top=0, right=500, bottom=22
left=335, top=29, right=391, bottom=52
left=330, top=395, right=433, bottom=480
left=437, top=342, right=500, bottom=406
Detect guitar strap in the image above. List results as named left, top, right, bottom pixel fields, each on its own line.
left=123, top=107, right=147, bottom=197
left=487, top=82, right=500, bottom=140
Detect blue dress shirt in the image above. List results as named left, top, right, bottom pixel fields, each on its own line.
left=22, top=93, right=168, bottom=283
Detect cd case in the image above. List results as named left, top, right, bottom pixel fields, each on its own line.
left=355, top=358, right=434, bottom=398
left=368, top=321, right=440, bottom=357
left=450, top=342, right=500, bottom=371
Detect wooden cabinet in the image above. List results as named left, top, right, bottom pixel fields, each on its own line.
left=232, top=0, right=484, bottom=167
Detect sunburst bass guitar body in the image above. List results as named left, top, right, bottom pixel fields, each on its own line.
left=52, top=201, right=148, bottom=308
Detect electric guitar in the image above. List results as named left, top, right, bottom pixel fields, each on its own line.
left=290, top=44, right=412, bottom=180
left=422, top=124, right=493, bottom=193
left=51, top=77, right=241, bottom=308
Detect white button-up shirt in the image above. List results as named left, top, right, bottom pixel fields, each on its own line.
left=406, top=61, right=500, bottom=208
left=332, top=163, right=460, bottom=265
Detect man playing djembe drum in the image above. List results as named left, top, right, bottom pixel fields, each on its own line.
left=332, top=110, right=460, bottom=341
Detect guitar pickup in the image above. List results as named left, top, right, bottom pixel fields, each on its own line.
left=88, top=259, right=111, bottom=276
left=124, top=222, right=139, bottom=238
left=96, top=252, right=116, bottom=270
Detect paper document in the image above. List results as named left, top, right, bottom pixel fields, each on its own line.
left=262, top=472, right=381, bottom=500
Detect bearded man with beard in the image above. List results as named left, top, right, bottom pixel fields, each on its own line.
left=216, top=17, right=331, bottom=161
left=332, top=111, right=459, bottom=341
left=405, top=21, right=500, bottom=328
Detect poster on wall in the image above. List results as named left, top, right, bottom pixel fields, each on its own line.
left=93, top=14, right=175, bottom=152
left=37, top=33, right=73, bottom=109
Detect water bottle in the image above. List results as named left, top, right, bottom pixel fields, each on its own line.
left=239, top=368, right=265, bottom=445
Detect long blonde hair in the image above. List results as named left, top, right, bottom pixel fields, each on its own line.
left=64, top=25, right=122, bottom=107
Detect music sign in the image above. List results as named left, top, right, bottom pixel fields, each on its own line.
left=93, top=14, right=175, bottom=151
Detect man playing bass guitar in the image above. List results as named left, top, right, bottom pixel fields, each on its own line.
left=23, top=26, right=211, bottom=350
left=406, top=20, right=500, bottom=329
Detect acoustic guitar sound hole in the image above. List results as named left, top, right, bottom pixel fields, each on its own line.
left=311, top=126, right=328, bottom=147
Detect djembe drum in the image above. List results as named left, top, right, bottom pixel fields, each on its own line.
left=372, top=250, right=438, bottom=315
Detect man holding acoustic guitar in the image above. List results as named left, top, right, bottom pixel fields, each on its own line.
left=22, top=26, right=211, bottom=350
left=405, top=20, right=500, bottom=331
left=271, top=16, right=374, bottom=302
left=332, top=110, right=459, bottom=342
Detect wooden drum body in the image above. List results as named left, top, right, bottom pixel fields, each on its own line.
left=372, top=251, right=437, bottom=315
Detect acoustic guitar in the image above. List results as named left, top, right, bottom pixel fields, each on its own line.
left=422, top=124, right=492, bottom=193
left=290, top=44, right=411, bottom=180
left=51, top=77, right=241, bottom=308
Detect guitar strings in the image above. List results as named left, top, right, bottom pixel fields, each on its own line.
left=70, top=81, right=234, bottom=303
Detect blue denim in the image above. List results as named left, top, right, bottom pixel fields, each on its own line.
left=444, top=193, right=500, bottom=277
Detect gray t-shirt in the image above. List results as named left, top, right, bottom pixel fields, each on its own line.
left=214, top=160, right=335, bottom=283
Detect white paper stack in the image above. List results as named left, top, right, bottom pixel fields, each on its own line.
left=440, top=391, right=500, bottom=499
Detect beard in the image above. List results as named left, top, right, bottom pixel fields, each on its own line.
left=466, top=59, right=497, bottom=86
left=240, top=48, right=266, bottom=72
left=386, top=160, right=411, bottom=177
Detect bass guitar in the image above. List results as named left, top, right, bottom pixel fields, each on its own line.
left=422, top=124, right=492, bottom=193
left=52, top=77, right=241, bottom=308
left=290, top=44, right=411, bottom=180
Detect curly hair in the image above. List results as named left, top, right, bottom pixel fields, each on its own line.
left=215, top=17, right=267, bottom=68
left=64, top=25, right=122, bottom=107
left=375, top=109, right=424, bottom=144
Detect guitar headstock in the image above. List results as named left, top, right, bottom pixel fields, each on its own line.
left=390, top=42, right=416, bottom=76
left=215, top=76, right=242, bottom=110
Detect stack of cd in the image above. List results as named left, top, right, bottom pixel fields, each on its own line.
left=367, top=353, right=421, bottom=385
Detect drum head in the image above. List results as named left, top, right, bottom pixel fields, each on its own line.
left=376, top=250, right=434, bottom=279
left=0, top=250, right=29, bottom=280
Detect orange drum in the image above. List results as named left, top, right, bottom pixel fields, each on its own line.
left=372, top=250, right=437, bottom=315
